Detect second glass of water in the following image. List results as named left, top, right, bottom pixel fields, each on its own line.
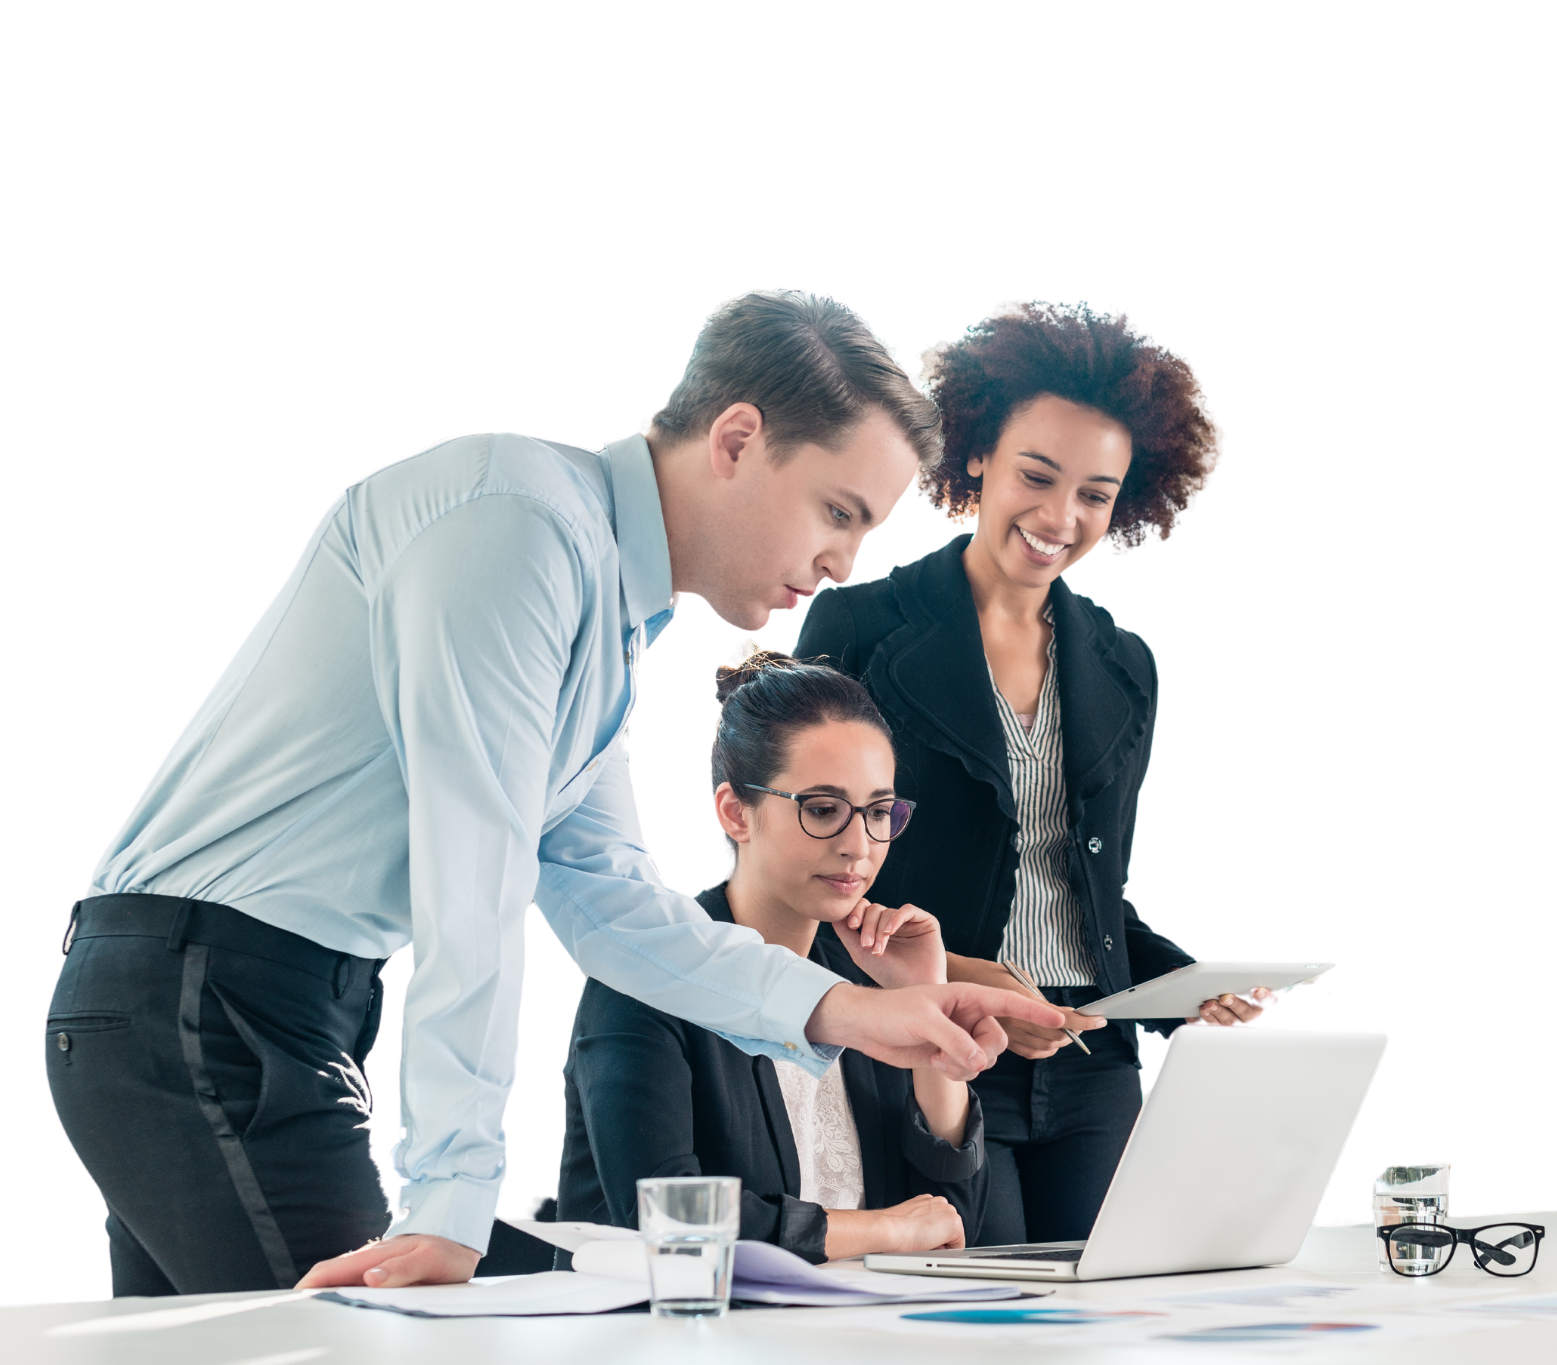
left=1373, top=1164, right=1449, bottom=1274
left=637, top=1176, right=741, bottom=1318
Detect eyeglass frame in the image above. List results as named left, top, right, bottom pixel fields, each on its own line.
left=1375, top=1221, right=1546, bottom=1277
left=741, top=785, right=917, bottom=842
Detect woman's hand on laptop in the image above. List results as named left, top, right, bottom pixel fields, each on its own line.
left=834, top=900, right=947, bottom=988
left=824, top=1195, right=966, bottom=1260
left=1188, top=987, right=1273, bottom=1026
left=944, top=953, right=1109, bottom=1060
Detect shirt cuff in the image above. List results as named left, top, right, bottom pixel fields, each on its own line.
left=778, top=1197, right=830, bottom=1264
left=711, top=954, right=845, bottom=1079
left=899, top=1090, right=986, bottom=1184
left=390, top=1176, right=500, bottom=1255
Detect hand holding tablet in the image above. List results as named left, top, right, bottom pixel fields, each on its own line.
left=1075, top=962, right=1333, bottom=1021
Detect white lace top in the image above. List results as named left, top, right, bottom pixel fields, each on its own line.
left=773, top=1058, right=866, bottom=1210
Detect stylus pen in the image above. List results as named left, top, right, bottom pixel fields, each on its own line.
left=1004, top=961, right=1091, bottom=1056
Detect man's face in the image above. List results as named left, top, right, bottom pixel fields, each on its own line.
left=700, top=408, right=920, bottom=629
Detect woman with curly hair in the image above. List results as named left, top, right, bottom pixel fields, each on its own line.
left=795, top=303, right=1268, bottom=1246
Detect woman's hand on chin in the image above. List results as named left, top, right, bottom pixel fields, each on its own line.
left=824, top=1196, right=966, bottom=1260
left=832, top=901, right=947, bottom=989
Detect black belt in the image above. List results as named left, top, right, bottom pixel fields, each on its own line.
left=66, top=894, right=379, bottom=992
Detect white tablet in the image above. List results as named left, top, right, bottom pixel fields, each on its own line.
left=1074, top=962, right=1333, bottom=1019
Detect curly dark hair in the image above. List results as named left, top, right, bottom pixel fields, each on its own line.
left=921, top=303, right=1218, bottom=545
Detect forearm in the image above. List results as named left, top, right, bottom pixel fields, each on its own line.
left=537, top=756, right=845, bottom=1075
left=910, top=1069, right=969, bottom=1145
left=823, top=1208, right=894, bottom=1261
left=945, top=951, right=1016, bottom=989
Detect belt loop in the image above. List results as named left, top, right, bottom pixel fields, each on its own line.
left=333, top=957, right=352, bottom=999
left=62, top=901, right=82, bottom=956
left=166, top=900, right=194, bottom=953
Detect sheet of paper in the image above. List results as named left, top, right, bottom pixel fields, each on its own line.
left=1452, top=1292, right=1557, bottom=1320
left=1154, top=1277, right=1524, bottom=1315
left=539, top=1223, right=1023, bottom=1306
left=784, top=1294, right=1496, bottom=1352
left=320, top=1271, right=647, bottom=1317
left=507, top=1219, right=639, bottom=1253
left=729, top=1241, right=1021, bottom=1305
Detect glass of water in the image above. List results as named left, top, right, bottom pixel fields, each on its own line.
left=1373, top=1165, right=1450, bottom=1274
left=637, top=1176, right=741, bottom=1318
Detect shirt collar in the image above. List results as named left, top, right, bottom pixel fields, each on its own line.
left=603, top=434, right=675, bottom=630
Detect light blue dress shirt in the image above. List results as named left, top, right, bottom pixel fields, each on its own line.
left=91, top=433, right=845, bottom=1252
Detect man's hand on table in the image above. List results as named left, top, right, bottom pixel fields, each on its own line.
left=296, top=1233, right=481, bottom=1289
left=806, top=979, right=1066, bottom=1080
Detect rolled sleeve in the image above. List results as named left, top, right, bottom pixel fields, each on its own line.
left=900, top=1090, right=986, bottom=1185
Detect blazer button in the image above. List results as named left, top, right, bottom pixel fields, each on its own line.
left=1103, top=935, right=1114, bottom=951
left=1087, top=836, right=1103, bottom=854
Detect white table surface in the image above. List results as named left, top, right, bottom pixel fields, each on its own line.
left=11, top=1213, right=1554, bottom=1364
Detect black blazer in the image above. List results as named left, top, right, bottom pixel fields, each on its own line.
left=556, top=884, right=989, bottom=1262
left=794, top=535, right=1194, bottom=1052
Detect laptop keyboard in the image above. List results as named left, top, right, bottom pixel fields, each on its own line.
left=980, top=1248, right=1086, bottom=1262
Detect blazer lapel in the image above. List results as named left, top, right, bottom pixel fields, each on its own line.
left=840, top=1050, right=887, bottom=1211
left=754, top=1057, right=804, bottom=1197
left=1050, top=578, right=1151, bottom=813
left=866, top=536, right=1016, bottom=820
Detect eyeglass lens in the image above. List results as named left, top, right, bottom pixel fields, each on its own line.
left=1385, top=1224, right=1541, bottom=1277
left=796, top=797, right=912, bottom=841
left=1384, top=1225, right=1455, bottom=1276
left=1467, top=1225, right=1540, bottom=1275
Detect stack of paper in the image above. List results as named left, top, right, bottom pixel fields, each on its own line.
left=541, top=1219, right=1022, bottom=1306
left=323, top=1221, right=1023, bottom=1318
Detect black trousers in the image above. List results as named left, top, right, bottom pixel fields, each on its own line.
left=47, top=895, right=393, bottom=1296
left=970, top=985, right=1143, bottom=1246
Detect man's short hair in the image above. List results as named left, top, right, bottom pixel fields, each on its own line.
left=652, top=291, right=942, bottom=467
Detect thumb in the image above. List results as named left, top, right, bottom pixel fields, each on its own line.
left=965, top=1012, right=1009, bottom=1065
left=914, top=1001, right=987, bottom=1075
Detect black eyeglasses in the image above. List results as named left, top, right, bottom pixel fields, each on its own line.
left=743, top=786, right=916, bottom=842
left=1377, top=1222, right=1545, bottom=1278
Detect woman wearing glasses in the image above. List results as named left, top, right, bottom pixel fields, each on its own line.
left=556, top=652, right=1053, bottom=1260
left=795, top=303, right=1267, bottom=1247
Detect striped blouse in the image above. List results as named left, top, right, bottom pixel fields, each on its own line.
left=989, top=613, right=1096, bottom=989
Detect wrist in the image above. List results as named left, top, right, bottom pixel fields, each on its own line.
left=824, top=1207, right=885, bottom=1260
left=805, top=981, right=872, bottom=1049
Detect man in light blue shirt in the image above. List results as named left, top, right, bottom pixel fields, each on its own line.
left=48, top=292, right=1062, bottom=1294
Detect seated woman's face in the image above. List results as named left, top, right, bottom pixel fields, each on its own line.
left=730, top=719, right=898, bottom=923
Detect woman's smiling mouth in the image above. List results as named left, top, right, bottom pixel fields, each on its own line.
left=1016, top=525, right=1069, bottom=556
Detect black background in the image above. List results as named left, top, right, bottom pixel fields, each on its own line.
left=15, top=263, right=1532, bottom=1301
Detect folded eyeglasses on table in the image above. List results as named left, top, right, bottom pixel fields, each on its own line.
left=1377, top=1221, right=1546, bottom=1277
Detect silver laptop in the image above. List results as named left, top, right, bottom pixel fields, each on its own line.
left=865, top=1028, right=1385, bottom=1282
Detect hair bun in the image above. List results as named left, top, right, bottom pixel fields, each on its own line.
left=714, top=649, right=799, bottom=704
